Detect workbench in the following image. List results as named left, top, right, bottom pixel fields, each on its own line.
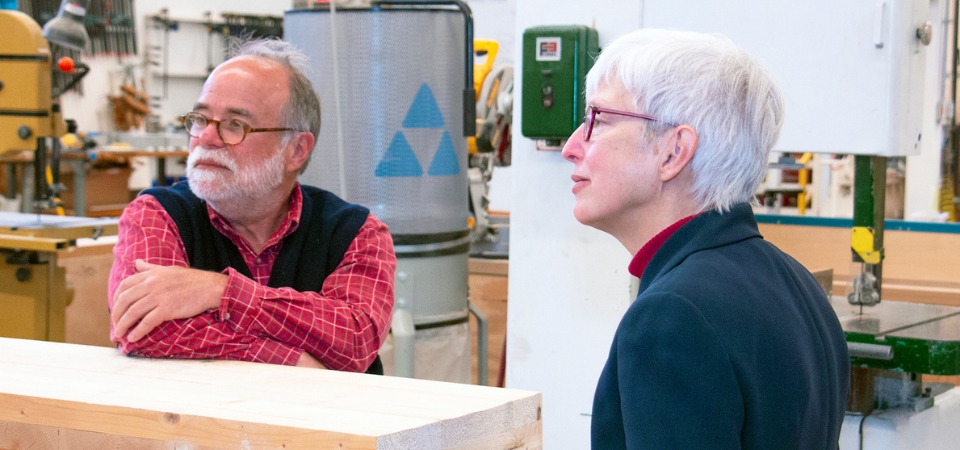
left=0, top=213, right=118, bottom=342
left=0, top=337, right=542, bottom=449
left=0, top=148, right=188, bottom=216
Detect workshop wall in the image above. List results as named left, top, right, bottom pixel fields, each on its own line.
left=58, top=0, right=292, bottom=133
left=52, top=0, right=518, bottom=209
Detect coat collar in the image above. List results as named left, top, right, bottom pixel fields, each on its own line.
left=638, top=203, right=762, bottom=294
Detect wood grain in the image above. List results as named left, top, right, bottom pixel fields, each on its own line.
left=0, top=338, right=541, bottom=449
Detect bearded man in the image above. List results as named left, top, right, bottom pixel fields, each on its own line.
left=107, top=39, right=395, bottom=373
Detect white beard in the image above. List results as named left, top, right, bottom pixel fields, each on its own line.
left=186, top=145, right=286, bottom=204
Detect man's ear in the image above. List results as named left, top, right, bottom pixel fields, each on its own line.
left=287, top=132, right=315, bottom=172
left=659, top=125, right=697, bottom=182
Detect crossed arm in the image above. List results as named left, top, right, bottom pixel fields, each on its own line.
left=107, top=196, right=395, bottom=372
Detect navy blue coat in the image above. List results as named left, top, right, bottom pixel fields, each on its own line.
left=591, top=203, right=849, bottom=449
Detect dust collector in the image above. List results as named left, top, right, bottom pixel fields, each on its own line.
left=285, top=1, right=487, bottom=384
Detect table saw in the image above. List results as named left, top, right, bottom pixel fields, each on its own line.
left=0, top=212, right=116, bottom=342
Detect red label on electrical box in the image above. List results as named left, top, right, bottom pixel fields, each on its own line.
left=535, top=37, right=562, bottom=61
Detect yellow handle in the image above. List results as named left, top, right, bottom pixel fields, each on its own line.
left=797, top=153, right=812, bottom=215
left=474, top=40, right=499, bottom=100
left=45, top=166, right=66, bottom=216
left=851, top=226, right=881, bottom=264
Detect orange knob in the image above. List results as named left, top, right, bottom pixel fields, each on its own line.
left=57, top=57, right=76, bottom=73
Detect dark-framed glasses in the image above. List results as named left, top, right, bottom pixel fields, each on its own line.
left=583, top=104, right=669, bottom=142
left=180, top=112, right=294, bottom=145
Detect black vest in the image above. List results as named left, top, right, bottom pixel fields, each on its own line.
left=143, top=182, right=383, bottom=374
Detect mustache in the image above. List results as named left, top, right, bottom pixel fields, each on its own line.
left=187, top=146, right=237, bottom=172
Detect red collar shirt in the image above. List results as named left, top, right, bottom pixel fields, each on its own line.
left=629, top=214, right=699, bottom=279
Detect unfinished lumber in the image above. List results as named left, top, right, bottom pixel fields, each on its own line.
left=0, top=337, right=542, bottom=449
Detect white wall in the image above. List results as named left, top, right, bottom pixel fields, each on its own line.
left=505, top=4, right=642, bottom=449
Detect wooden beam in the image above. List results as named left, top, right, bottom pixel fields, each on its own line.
left=469, top=258, right=509, bottom=277
left=0, top=338, right=541, bottom=449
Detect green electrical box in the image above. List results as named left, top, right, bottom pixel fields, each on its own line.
left=521, top=25, right=599, bottom=141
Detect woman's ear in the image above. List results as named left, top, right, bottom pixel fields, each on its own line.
left=660, top=125, right=697, bottom=182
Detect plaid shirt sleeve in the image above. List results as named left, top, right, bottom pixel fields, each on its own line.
left=219, top=215, right=396, bottom=372
left=108, top=195, right=301, bottom=365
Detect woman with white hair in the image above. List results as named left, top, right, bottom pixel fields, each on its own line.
left=561, top=29, right=849, bottom=449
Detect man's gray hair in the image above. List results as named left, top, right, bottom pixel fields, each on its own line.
left=228, top=37, right=321, bottom=171
left=585, top=29, right=785, bottom=213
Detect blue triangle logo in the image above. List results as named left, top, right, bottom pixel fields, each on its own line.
left=428, top=131, right=460, bottom=176
left=376, top=132, right=423, bottom=177
left=402, top=83, right=445, bottom=129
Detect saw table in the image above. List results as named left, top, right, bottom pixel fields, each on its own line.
left=0, top=212, right=117, bottom=342
left=833, top=295, right=960, bottom=412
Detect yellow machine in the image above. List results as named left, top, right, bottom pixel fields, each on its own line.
left=0, top=3, right=115, bottom=342
left=1, top=6, right=90, bottom=208
left=0, top=10, right=58, bottom=155
left=0, top=213, right=116, bottom=341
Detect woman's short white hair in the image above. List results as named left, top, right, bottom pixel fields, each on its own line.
left=586, top=29, right=785, bottom=213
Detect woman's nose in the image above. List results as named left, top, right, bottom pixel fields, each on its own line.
left=561, top=124, right=585, bottom=162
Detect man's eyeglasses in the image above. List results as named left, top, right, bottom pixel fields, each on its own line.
left=180, top=112, right=294, bottom=145
left=582, top=105, right=668, bottom=142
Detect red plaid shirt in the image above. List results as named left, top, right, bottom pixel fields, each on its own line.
left=107, top=184, right=395, bottom=372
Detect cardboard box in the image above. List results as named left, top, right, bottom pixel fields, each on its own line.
left=58, top=164, right=133, bottom=216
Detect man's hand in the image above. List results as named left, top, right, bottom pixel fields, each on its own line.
left=295, top=351, right=329, bottom=369
left=111, top=259, right=228, bottom=342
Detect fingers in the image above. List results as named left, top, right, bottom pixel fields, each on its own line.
left=126, top=308, right=164, bottom=342
left=111, top=259, right=151, bottom=324
left=111, top=273, right=144, bottom=329
left=112, top=259, right=163, bottom=334
left=113, top=291, right=154, bottom=338
left=112, top=261, right=222, bottom=343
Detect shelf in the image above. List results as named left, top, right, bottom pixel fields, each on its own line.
left=149, top=71, right=209, bottom=79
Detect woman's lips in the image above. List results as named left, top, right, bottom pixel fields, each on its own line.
left=571, top=175, right=589, bottom=194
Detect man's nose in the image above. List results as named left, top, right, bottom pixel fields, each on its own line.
left=196, top=121, right=226, bottom=148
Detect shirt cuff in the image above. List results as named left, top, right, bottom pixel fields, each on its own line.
left=219, top=267, right=264, bottom=333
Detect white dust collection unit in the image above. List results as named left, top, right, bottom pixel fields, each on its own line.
left=286, top=2, right=488, bottom=384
